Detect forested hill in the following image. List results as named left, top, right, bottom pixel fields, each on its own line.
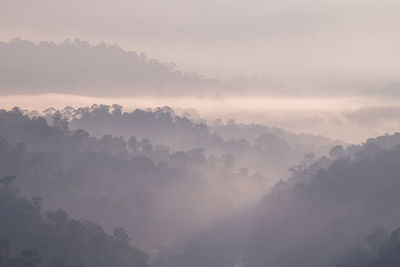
left=0, top=39, right=223, bottom=96
left=0, top=176, right=148, bottom=267
left=0, top=107, right=270, bottom=253
left=245, top=135, right=400, bottom=267
left=5, top=105, right=400, bottom=267
left=0, top=106, right=341, bottom=265
left=34, top=105, right=342, bottom=180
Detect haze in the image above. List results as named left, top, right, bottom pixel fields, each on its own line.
left=1, top=1, right=400, bottom=267
left=1, top=0, right=400, bottom=81
left=1, top=93, right=400, bottom=143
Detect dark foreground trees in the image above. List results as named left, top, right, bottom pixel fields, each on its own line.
left=245, top=140, right=400, bottom=267
left=0, top=176, right=148, bottom=267
left=338, top=226, right=400, bottom=267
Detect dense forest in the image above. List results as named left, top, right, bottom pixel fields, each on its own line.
left=1, top=105, right=400, bottom=267
left=245, top=136, right=400, bottom=267
left=35, top=105, right=340, bottom=180
left=0, top=176, right=148, bottom=267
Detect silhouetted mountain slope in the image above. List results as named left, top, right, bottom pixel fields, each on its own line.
left=0, top=38, right=224, bottom=96
left=0, top=176, right=148, bottom=267
left=0, top=107, right=267, bottom=252
left=336, top=226, right=400, bottom=267
left=245, top=137, right=400, bottom=267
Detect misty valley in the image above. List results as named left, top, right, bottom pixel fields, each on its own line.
left=1, top=105, right=400, bottom=267
left=1, top=2, right=400, bottom=264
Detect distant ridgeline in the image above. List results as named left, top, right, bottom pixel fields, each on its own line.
left=0, top=38, right=291, bottom=97
left=0, top=38, right=224, bottom=96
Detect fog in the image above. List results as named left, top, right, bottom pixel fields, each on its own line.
left=2, top=0, right=400, bottom=266
left=1, top=93, right=400, bottom=143
left=2, top=104, right=400, bottom=267
left=1, top=38, right=400, bottom=143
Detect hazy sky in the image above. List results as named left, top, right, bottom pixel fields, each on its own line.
left=1, top=0, right=400, bottom=85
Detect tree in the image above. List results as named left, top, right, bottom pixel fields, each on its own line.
left=329, top=145, right=346, bottom=160
left=113, top=227, right=132, bottom=244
